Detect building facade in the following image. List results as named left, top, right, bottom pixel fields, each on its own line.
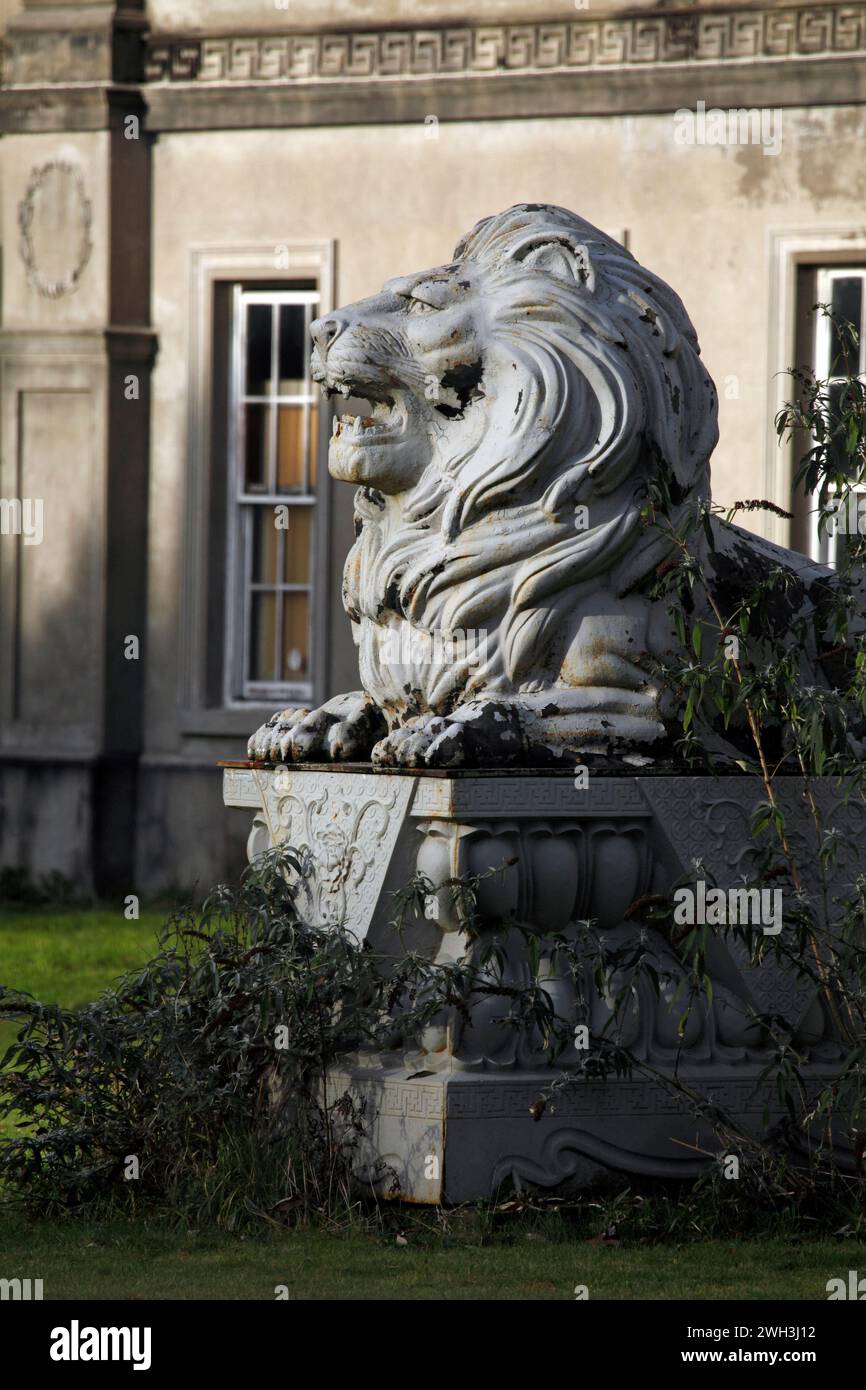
left=1, top=0, right=865, bottom=896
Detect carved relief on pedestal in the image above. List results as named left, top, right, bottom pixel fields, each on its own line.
left=225, top=768, right=855, bottom=1192
left=237, top=768, right=416, bottom=936
left=642, top=778, right=862, bottom=1036
left=405, top=809, right=764, bottom=1071
left=227, top=770, right=835, bottom=1072
left=18, top=162, right=93, bottom=300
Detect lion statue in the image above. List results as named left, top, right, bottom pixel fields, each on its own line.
left=249, top=203, right=853, bottom=768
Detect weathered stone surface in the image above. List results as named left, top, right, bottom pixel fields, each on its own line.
left=226, top=765, right=858, bottom=1198
left=331, top=1062, right=847, bottom=1203
left=249, top=203, right=854, bottom=770
left=224, top=764, right=416, bottom=935
left=139, top=8, right=866, bottom=134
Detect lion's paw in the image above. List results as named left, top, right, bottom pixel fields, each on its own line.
left=371, top=702, right=525, bottom=769
left=371, top=716, right=460, bottom=769
left=248, top=706, right=311, bottom=762
left=248, top=692, right=386, bottom=764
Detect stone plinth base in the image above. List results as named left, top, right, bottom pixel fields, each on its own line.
left=225, top=764, right=858, bottom=1201
left=328, top=1064, right=846, bottom=1204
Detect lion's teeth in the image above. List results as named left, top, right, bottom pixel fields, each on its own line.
left=332, top=416, right=339, bottom=437
left=352, top=415, right=363, bottom=437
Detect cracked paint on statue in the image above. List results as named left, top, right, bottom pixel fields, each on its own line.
left=250, top=202, right=861, bottom=770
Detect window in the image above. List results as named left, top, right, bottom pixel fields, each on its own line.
left=226, top=286, right=321, bottom=703
left=181, top=242, right=333, bottom=731
left=801, top=267, right=866, bottom=567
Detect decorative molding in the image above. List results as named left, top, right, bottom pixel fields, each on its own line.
left=642, top=777, right=866, bottom=1025
left=332, top=1061, right=848, bottom=1198
left=410, top=775, right=649, bottom=819
left=4, top=7, right=865, bottom=132
left=226, top=767, right=417, bottom=935
left=332, top=1068, right=785, bottom=1121
left=373, top=1079, right=445, bottom=1121
left=269, top=772, right=415, bottom=930
left=4, top=0, right=147, bottom=88
left=143, top=8, right=866, bottom=86
left=18, top=162, right=92, bottom=300
left=0, top=85, right=147, bottom=137
left=222, top=766, right=262, bottom=808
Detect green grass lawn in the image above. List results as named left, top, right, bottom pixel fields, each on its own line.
left=1, top=907, right=863, bottom=1301
left=0, top=908, right=163, bottom=1137
left=0, top=908, right=164, bottom=1009
left=0, top=1214, right=861, bottom=1300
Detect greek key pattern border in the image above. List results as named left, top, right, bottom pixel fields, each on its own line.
left=410, top=775, right=649, bottom=818
left=144, top=7, right=866, bottom=85
left=334, top=1074, right=795, bottom=1120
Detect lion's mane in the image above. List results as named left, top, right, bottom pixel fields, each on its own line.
left=350, top=204, right=719, bottom=713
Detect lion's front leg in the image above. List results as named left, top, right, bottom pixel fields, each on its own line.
left=248, top=691, right=387, bottom=763
left=371, top=701, right=525, bottom=769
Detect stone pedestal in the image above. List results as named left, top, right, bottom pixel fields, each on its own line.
left=224, top=764, right=857, bottom=1200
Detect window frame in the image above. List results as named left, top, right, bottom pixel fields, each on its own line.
left=767, top=229, right=866, bottom=553
left=808, top=266, right=866, bottom=567
left=181, top=242, right=334, bottom=736
left=226, top=285, right=321, bottom=705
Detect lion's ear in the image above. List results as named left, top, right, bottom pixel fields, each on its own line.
left=513, top=237, right=595, bottom=291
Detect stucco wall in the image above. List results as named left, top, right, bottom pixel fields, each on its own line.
left=148, top=104, right=866, bottom=767
left=0, top=0, right=22, bottom=35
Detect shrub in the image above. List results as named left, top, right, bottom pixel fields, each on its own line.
left=0, top=850, right=392, bottom=1228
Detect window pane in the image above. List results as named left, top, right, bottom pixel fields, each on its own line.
left=232, top=287, right=320, bottom=698
left=252, top=508, right=279, bottom=584
left=245, top=304, right=272, bottom=395
left=828, top=379, right=860, bottom=477
left=828, top=278, right=862, bottom=375
left=249, top=591, right=277, bottom=682
left=277, top=405, right=307, bottom=491
left=243, top=403, right=270, bottom=491
left=278, top=303, right=307, bottom=392
left=308, top=405, right=319, bottom=489
left=283, top=508, right=312, bottom=583
left=281, top=592, right=310, bottom=680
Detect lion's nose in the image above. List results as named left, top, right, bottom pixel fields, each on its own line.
left=310, top=314, right=347, bottom=359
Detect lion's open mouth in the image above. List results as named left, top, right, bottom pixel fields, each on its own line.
left=325, top=380, right=407, bottom=448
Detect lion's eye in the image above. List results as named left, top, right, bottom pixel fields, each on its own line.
left=401, top=295, right=439, bottom=315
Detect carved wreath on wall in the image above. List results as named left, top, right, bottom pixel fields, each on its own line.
left=18, top=161, right=93, bottom=300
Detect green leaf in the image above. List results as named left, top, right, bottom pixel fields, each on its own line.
left=527, top=935, right=540, bottom=981
left=751, top=801, right=774, bottom=836
left=701, top=509, right=715, bottom=552
left=683, top=690, right=696, bottom=732
left=846, top=414, right=859, bottom=456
